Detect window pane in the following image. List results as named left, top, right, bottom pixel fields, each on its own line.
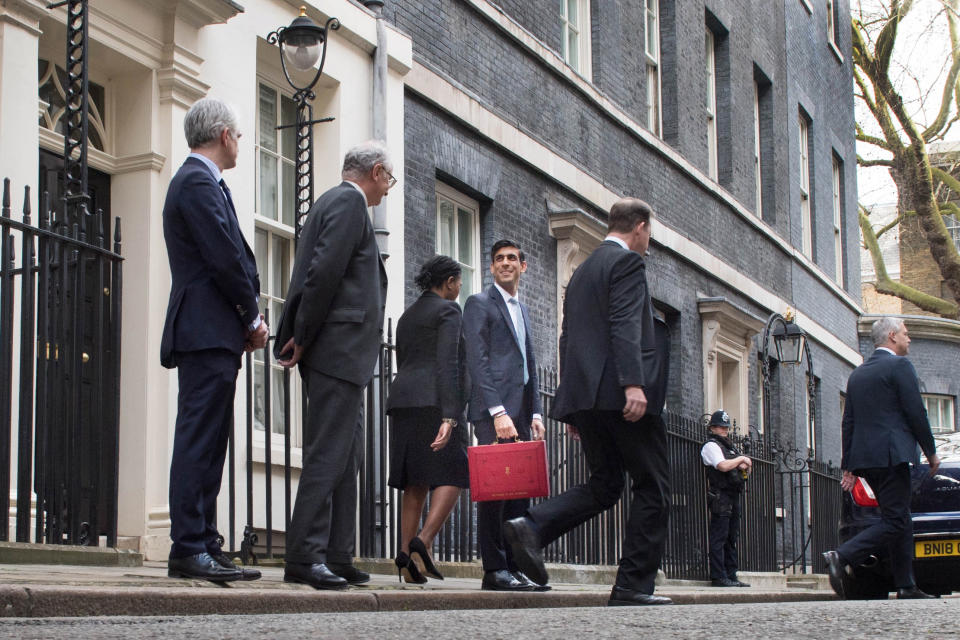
left=272, top=234, right=290, bottom=298
left=281, top=161, right=296, bottom=227
left=253, top=361, right=266, bottom=430
left=460, top=265, right=474, bottom=307
left=281, top=95, right=297, bottom=161
left=258, top=84, right=277, bottom=152
left=260, top=151, right=278, bottom=220
left=457, top=206, right=473, bottom=268
left=567, top=31, right=579, bottom=68
left=567, top=0, right=578, bottom=26
left=271, top=367, right=286, bottom=435
left=438, top=199, right=455, bottom=255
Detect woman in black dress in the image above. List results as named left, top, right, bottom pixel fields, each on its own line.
left=387, top=255, right=469, bottom=583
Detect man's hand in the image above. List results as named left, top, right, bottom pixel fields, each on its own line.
left=531, top=418, right=545, bottom=441
left=566, top=424, right=580, bottom=441
left=622, top=385, right=647, bottom=422
left=494, top=413, right=519, bottom=441
left=928, top=453, right=941, bottom=476
left=739, top=456, right=752, bottom=469
left=841, top=470, right=856, bottom=492
left=276, top=337, right=303, bottom=368
left=431, top=421, right=453, bottom=451
left=244, top=315, right=269, bottom=352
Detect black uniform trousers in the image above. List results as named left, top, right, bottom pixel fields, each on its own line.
left=284, top=366, right=364, bottom=565
left=708, top=490, right=742, bottom=581
left=528, top=411, right=671, bottom=594
left=837, top=463, right=915, bottom=589
left=169, top=349, right=240, bottom=559
left=474, top=416, right=532, bottom=572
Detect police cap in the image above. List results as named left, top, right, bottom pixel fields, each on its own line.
left=708, top=410, right=732, bottom=429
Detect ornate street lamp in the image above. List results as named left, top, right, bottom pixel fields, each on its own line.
left=267, top=7, right=340, bottom=240
left=760, top=310, right=816, bottom=447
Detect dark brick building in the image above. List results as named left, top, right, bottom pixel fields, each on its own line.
left=385, top=0, right=861, bottom=461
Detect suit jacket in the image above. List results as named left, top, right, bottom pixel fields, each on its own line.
left=841, top=349, right=937, bottom=472
left=160, top=157, right=260, bottom=368
left=551, top=240, right=667, bottom=423
left=386, top=291, right=467, bottom=420
left=274, top=182, right=387, bottom=386
left=462, top=285, right=542, bottom=423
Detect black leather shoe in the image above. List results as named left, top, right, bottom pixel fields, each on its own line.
left=481, top=569, right=533, bottom=591
left=283, top=562, right=349, bottom=590
left=503, top=517, right=548, bottom=586
left=514, top=571, right=551, bottom=591
left=608, top=586, right=673, bottom=606
left=328, top=562, right=370, bottom=585
left=897, top=586, right=936, bottom=599
left=822, top=550, right=850, bottom=598
left=711, top=577, right=739, bottom=587
left=168, top=552, right=241, bottom=582
left=211, top=552, right=261, bottom=581
left=734, top=580, right=751, bottom=587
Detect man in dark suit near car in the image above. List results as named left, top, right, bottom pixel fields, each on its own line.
left=462, top=239, right=546, bottom=592
left=274, top=141, right=392, bottom=590
left=504, top=197, right=673, bottom=606
left=823, top=316, right=940, bottom=600
left=162, top=97, right=268, bottom=583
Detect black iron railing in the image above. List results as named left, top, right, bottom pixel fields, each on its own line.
left=232, top=342, right=841, bottom=579
left=0, top=177, right=122, bottom=545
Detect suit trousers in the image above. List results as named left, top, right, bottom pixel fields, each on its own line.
left=168, top=349, right=240, bottom=559
left=528, top=411, right=671, bottom=593
left=708, top=490, right=742, bottom=581
left=474, top=415, right=532, bottom=572
left=285, top=367, right=364, bottom=565
left=837, top=463, right=915, bottom=589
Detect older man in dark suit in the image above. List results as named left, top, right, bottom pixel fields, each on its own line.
left=504, top=198, right=672, bottom=606
left=462, top=239, right=546, bottom=592
left=274, top=141, right=392, bottom=590
left=161, top=98, right=268, bottom=582
left=823, top=316, right=940, bottom=600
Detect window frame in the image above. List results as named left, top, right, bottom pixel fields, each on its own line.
left=255, top=79, right=298, bottom=227
left=705, top=27, right=718, bottom=181
left=753, top=81, right=763, bottom=216
left=832, top=155, right=844, bottom=285
left=645, top=0, right=662, bottom=136
left=436, top=182, right=481, bottom=308
left=923, top=394, right=956, bottom=434
left=799, top=113, right=813, bottom=259
left=560, top=0, right=592, bottom=79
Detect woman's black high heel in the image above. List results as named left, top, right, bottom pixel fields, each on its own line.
left=409, top=536, right=444, bottom=580
left=395, top=551, right=427, bottom=584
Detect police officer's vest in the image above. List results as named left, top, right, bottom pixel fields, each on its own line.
left=704, top=433, right=744, bottom=493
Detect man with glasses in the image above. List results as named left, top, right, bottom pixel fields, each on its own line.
left=274, top=140, right=393, bottom=589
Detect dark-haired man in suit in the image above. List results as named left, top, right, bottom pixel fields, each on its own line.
left=823, top=317, right=939, bottom=600
left=162, top=97, right=267, bottom=582
left=463, top=239, right=546, bottom=592
left=504, top=197, right=672, bottom=606
left=274, top=140, right=392, bottom=590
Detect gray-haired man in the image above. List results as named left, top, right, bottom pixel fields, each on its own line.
left=274, top=141, right=392, bottom=589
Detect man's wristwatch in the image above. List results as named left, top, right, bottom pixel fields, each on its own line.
left=442, top=418, right=458, bottom=427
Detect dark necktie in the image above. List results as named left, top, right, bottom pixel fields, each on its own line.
left=219, top=178, right=236, bottom=215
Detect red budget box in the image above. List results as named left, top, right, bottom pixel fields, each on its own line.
left=468, top=440, right=549, bottom=502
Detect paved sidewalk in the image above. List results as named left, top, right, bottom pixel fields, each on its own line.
left=0, top=560, right=836, bottom=618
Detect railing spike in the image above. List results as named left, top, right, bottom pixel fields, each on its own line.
left=2, top=178, right=10, bottom=218
left=22, top=186, right=31, bottom=223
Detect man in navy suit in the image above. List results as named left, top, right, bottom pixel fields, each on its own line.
left=823, top=317, right=940, bottom=599
left=503, top=198, right=673, bottom=606
left=161, top=98, right=268, bottom=582
left=462, top=239, right=546, bottom=592
left=274, top=141, right=391, bottom=590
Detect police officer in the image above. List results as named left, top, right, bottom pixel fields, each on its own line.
left=701, top=410, right=751, bottom=587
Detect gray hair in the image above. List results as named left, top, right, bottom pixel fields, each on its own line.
left=184, top=98, right=238, bottom=149
left=871, top=316, right=904, bottom=347
left=341, top=140, right=391, bottom=178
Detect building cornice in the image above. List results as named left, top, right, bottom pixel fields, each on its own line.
left=159, top=0, right=243, bottom=29
left=698, top=297, right=767, bottom=341
left=0, top=0, right=48, bottom=36
left=859, top=314, right=960, bottom=345
left=39, top=128, right=166, bottom=175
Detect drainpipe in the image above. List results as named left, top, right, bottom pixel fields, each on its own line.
left=365, top=0, right=389, bottom=259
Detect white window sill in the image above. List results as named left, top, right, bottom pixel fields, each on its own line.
left=251, top=441, right=303, bottom=469
left=799, top=0, right=813, bottom=14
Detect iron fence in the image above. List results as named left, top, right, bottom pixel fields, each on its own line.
left=231, top=335, right=844, bottom=581
left=0, top=178, right=122, bottom=546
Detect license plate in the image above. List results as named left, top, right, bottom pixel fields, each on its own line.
left=915, top=539, right=960, bottom=558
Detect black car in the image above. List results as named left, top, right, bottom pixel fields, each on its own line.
left=838, top=430, right=960, bottom=598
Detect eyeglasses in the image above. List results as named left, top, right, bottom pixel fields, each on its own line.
left=382, top=167, right=397, bottom=188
